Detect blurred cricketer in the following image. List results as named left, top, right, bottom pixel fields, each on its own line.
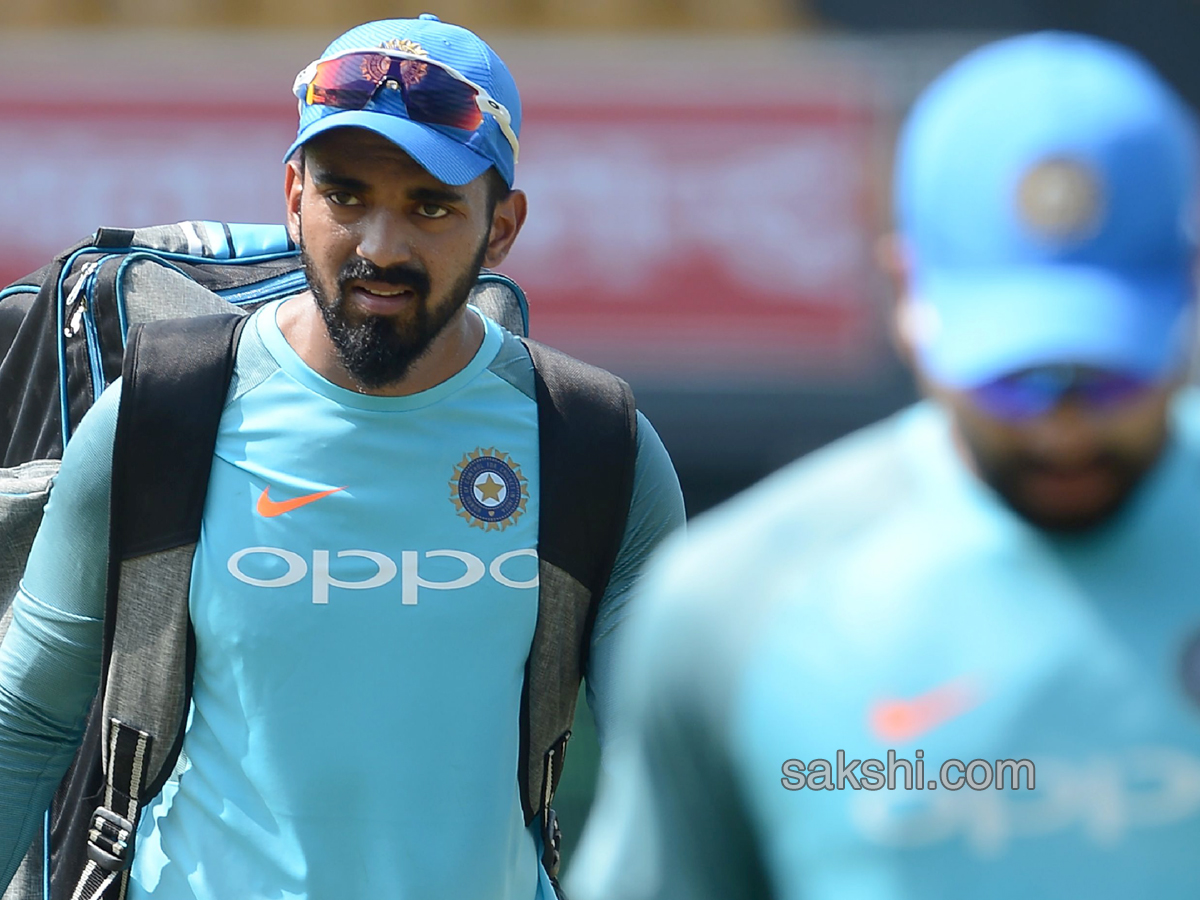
left=568, top=31, right=1200, bottom=900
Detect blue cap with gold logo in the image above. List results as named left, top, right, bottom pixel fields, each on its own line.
left=285, top=14, right=521, bottom=187
left=896, top=32, right=1199, bottom=387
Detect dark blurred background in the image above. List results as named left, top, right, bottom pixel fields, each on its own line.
left=3, top=0, right=1197, bottom=874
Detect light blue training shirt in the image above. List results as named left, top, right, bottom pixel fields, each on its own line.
left=569, top=391, right=1200, bottom=900
left=0, top=299, right=685, bottom=899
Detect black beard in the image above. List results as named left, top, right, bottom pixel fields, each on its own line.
left=300, top=237, right=488, bottom=390
left=959, top=427, right=1162, bottom=533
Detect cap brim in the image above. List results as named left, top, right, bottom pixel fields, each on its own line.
left=910, top=265, right=1195, bottom=387
left=283, top=110, right=493, bottom=186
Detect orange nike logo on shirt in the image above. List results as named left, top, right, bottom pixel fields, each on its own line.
left=869, top=679, right=980, bottom=743
left=256, top=486, right=346, bottom=518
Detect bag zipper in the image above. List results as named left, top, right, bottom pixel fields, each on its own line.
left=61, top=258, right=110, bottom=403
left=81, top=293, right=107, bottom=401
left=216, top=269, right=307, bottom=306
left=62, top=259, right=103, bottom=339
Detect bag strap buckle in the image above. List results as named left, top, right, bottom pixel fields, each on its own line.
left=86, top=806, right=135, bottom=873
left=540, top=731, right=570, bottom=880
left=541, top=806, right=563, bottom=884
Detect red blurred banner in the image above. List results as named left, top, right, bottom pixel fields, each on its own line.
left=0, top=80, right=880, bottom=381
left=508, top=99, right=878, bottom=379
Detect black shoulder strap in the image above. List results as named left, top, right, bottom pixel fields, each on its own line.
left=526, top=338, right=637, bottom=612
left=106, top=311, right=245, bottom=791
left=109, top=312, right=246, bottom=559
left=56, top=313, right=245, bottom=900
left=518, top=338, right=639, bottom=879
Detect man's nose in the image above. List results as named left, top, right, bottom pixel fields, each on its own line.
left=356, top=210, right=416, bottom=270
left=1022, top=401, right=1101, bottom=463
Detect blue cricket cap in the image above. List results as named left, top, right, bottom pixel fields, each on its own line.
left=284, top=14, right=521, bottom=187
left=896, top=32, right=1199, bottom=388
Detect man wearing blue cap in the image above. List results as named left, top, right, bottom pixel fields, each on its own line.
left=568, top=32, right=1200, bottom=899
left=0, top=15, right=684, bottom=900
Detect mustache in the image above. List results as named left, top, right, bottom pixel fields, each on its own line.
left=1007, top=450, right=1132, bottom=476
left=337, top=256, right=431, bottom=299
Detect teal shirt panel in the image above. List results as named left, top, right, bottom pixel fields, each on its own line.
left=571, top=390, right=1200, bottom=900
left=0, top=299, right=685, bottom=899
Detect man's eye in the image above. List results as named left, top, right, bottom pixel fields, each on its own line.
left=327, top=191, right=361, bottom=206
left=417, top=203, right=449, bottom=219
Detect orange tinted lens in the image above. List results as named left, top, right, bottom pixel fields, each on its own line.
left=399, top=63, right=483, bottom=131
left=308, top=53, right=391, bottom=108
left=307, top=52, right=485, bottom=134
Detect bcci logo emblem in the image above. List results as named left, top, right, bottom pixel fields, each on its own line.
left=450, top=448, right=528, bottom=532
left=379, top=38, right=428, bottom=57
left=1016, top=157, right=1105, bottom=243
left=373, top=39, right=429, bottom=90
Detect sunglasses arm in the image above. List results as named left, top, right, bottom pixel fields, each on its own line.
left=474, top=94, right=520, bottom=164
left=292, top=62, right=318, bottom=99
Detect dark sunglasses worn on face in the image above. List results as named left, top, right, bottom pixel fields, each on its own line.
left=969, top=365, right=1157, bottom=421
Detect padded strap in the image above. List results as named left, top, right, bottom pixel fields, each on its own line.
left=517, top=339, right=638, bottom=855
left=109, top=313, right=245, bottom=559
left=104, top=312, right=245, bottom=789
left=524, top=338, right=637, bottom=607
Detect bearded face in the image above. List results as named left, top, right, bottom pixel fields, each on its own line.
left=301, top=235, right=486, bottom=390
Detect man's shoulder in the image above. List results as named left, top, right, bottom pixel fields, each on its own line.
left=638, top=404, right=931, bottom=616
left=484, top=330, right=635, bottom=403
left=519, top=336, right=632, bottom=386
left=697, top=404, right=927, bottom=544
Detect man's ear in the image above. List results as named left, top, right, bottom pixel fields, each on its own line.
left=482, top=189, right=528, bottom=269
left=285, top=158, right=304, bottom=246
left=876, top=233, right=920, bottom=369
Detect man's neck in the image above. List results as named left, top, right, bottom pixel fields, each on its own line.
left=275, top=293, right=486, bottom=397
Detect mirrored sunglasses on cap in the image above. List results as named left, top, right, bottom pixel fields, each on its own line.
left=968, top=365, right=1156, bottom=421
left=292, top=48, right=520, bottom=164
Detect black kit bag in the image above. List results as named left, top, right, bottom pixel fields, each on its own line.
left=0, top=222, right=637, bottom=900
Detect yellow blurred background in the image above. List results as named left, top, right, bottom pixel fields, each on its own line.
left=0, top=0, right=810, bottom=31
